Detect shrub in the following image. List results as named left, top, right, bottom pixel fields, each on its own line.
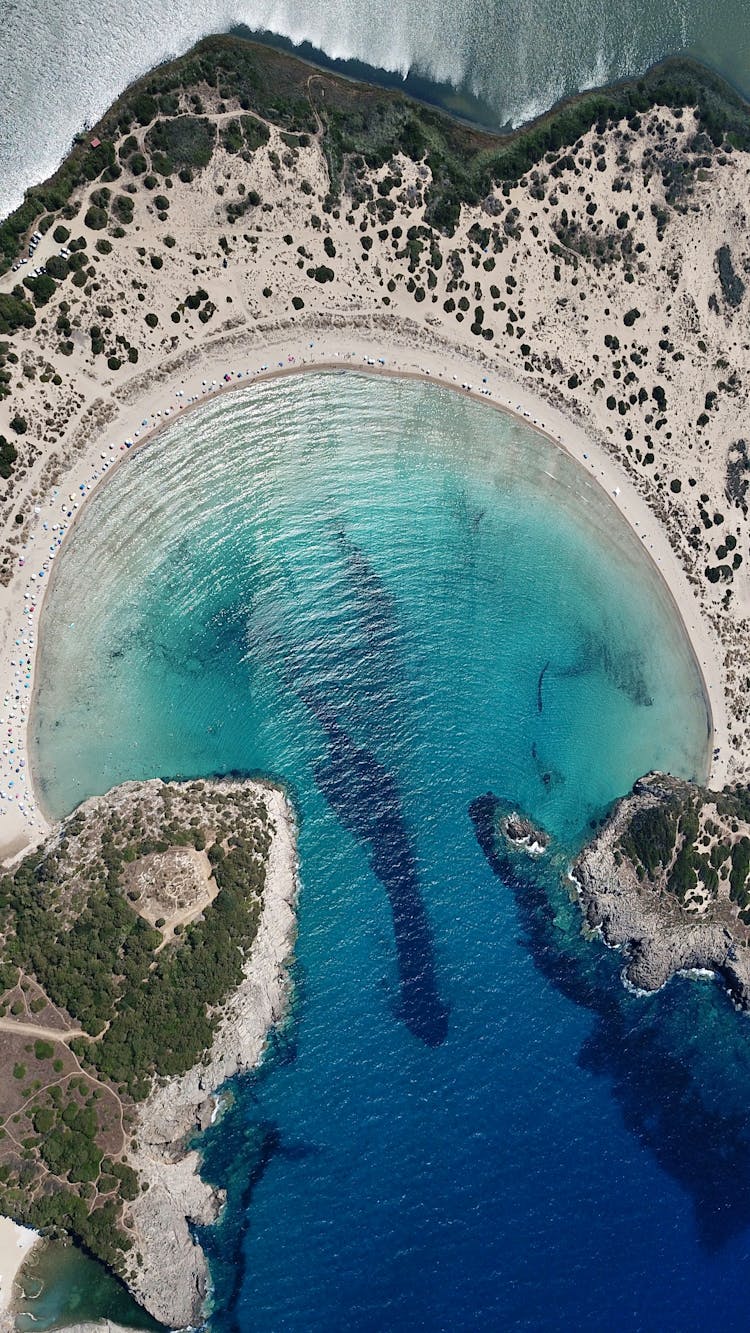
left=53, top=224, right=70, bottom=244
left=0, top=435, right=18, bottom=478
left=114, top=195, right=134, bottom=223
left=145, top=116, right=216, bottom=172
left=145, top=312, right=158, bottom=328
left=0, top=292, right=35, bottom=334
left=240, top=116, right=270, bottom=152
left=95, top=238, right=112, bottom=254
left=45, top=255, right=68, bottom=279
left=10, top=414, right=27, bottom=434
left=131, top=92, right=157, bottom=125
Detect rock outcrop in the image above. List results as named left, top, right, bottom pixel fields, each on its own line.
left=123, top=784, right=298, bottom=1327
left=573, top=773, right=750, bottom=1006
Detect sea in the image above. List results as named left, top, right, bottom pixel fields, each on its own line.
left=1, top=0, right=750, bottom=219
left=18, top=373, right=750, bottom=1332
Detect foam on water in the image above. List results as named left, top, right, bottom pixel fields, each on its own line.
left=1, top=0, right=749, bottom=218
left=27, top=375, right=750, bottom=1330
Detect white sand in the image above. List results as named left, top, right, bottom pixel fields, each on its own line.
left=0, top=95, right=745, bottom=862
left=0, top=1216, right=39, bottom=1314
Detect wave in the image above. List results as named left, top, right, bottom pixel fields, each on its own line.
left=1, top=0, right=745, bottom=220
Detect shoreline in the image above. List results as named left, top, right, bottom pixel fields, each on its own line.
left=0, top=1218, right=41, bottom=1323
left=0, top=777, right=299, bottom=1332
left=7, top=317, right=722, bottom=863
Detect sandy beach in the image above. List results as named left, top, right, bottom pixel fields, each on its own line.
left=0, top=86, right=745, bottom=866
left=0, top=321, right=726, bottom=862
left=0, top=1217, right=39, bottom=1318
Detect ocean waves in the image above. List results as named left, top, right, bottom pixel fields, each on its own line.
left=2, top=0, right=749, bottom=219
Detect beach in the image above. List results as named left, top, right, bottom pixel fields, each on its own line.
left=0, top=76, right=745, bottom=860
left=0, top=321, right=729, bottom=862
left=0, top=51, right=748, bottom=1328
left=0, top=1218, right=39, bottom=1322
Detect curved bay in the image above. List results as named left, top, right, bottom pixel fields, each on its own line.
left=33, top=373, right=744, bottom=1332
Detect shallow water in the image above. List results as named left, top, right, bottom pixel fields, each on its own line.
left=29, top=374, right=750, bottom=1331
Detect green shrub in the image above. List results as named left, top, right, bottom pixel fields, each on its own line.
left=0, top=292, right=35, bottom=334
left=45, top=255, right=68, bottom=279
left=145, top=116, right=216, bottom=172
left=0, top=435, right=18, bottom=479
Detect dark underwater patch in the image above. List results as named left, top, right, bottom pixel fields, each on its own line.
left=469, top=790, right=750, bottom=1247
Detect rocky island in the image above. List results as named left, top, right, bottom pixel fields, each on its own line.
left=0, top=777, right=297, bottom=1327
left=574, top=772, right=750, bottom=1005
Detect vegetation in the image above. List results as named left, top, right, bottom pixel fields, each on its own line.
left=145, top=116, right=216, bottom=173
left=618, top=781, right=750, bottom=912
left=0, top=434, right=18, bottom=479
left=2, top=36, right=750, bottom=272
left=716, top=244, right=745, bottom=308
left=0, top=781, right=275, bottom=1274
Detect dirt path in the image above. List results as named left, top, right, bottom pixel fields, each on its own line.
left=0, top=1016, right=85, bottom=1043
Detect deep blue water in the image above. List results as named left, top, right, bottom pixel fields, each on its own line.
left=30, top=375, right=750, bottom=1331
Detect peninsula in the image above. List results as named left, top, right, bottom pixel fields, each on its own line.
left=0, top=777, right=297, bottom=1327
left=1, top=31, right=750, bottom=1327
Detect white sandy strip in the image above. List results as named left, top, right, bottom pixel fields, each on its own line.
left=0, top=322, right=726, bottom=865
left=0, top=1216, right=40, bottom=1313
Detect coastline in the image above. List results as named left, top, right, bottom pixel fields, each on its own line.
left=0, top=1219, right=40, bottom=1326
left=6, top=319, right=723, bottom=865
left=0, top=46, right=746, bottom=1328
left=0, top=777, right=299, bottom=1332
left=123, top=779, right=299, bottom=1327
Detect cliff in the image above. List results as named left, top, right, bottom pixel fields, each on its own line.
left=124, top=783, right=297, bottom=1327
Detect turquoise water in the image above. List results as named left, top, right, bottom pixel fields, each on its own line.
left=15, top=1243, right=160, bottom=1333
left=30, top=373, right=750, bottom=1331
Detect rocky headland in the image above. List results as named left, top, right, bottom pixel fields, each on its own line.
left=573, top=771, right=750, bottom=1005
left=0, top=777, right=298, bottom=1328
